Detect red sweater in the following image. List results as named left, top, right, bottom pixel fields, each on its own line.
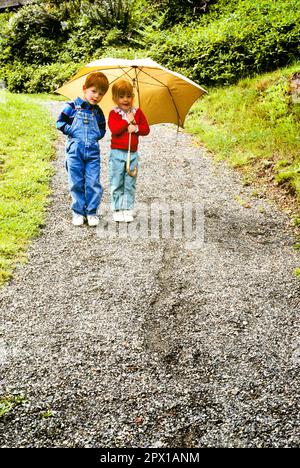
left=108, top=108, right=150, bottom=152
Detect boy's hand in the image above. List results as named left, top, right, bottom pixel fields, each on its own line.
left=128, top=124, right=137, bottom=133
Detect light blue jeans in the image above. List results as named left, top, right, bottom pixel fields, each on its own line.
left=108, top=149, right=138, bottom=211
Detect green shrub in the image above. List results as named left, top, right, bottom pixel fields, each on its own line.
left=0, top=3, right=64, bottom=65
left=138, top=0, right=300, bottom=85
left=18, top=36, right=61, bottom=65
left=148, top=0, right=215, bottom=26
left=7, top=3, right=62, bottom=39
left=97, top=45, right=145, bottom=60
left=82, top=0, right=136, bottom=32
left=0, top=63, right=30, bottom=93
left=25, top=62, right=82, bottom=94
left=1, top=0, right=300, bottom=90
left=58, top=26, right=107, bottom=63
left=0, top=62, right=81, bottom=94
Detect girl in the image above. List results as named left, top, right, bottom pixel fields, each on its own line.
left=108, top=80, right=150, bottom=222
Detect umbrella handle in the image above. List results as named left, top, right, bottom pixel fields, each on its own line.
left=126, top=131, right=137, bottom=177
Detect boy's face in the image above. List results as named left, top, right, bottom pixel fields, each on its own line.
left=116, top=93, right=134, bottom=112
left=83, top=85, right=105, bottom=105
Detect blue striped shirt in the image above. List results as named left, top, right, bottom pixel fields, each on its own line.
left=56, top=97, right=106, bottom=138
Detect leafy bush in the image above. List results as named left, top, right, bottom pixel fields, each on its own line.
left=98, top=45, right=146, bottom=60
left=25, top=62, right=81, bottom=94
left=0, top=63, right=29, bottom=93
left=149, top=0, right=215, bottom=25
left=58, top=26, right=107, bottom=63
left=0, top=62, right=80, bottom=93
left=18, top=36, right=61, bottom=64
left=7, top=3, right=62, bottom=39
left=0, top=0, right=144, bottom=68
left=1, top=0, right=300, bottom=91
left=82, top=0, right=136, bottom=31
left=137, top=0, right=300, bottom=85
left=52, top=0, right=141, bottom=37
left=0, top=3, right=64, bottom=65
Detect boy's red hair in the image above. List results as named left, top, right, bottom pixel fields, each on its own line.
left=84, top=72, right=109, bottom=94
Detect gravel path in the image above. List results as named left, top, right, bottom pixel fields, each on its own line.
left=0, top=102, right=299, bottom=448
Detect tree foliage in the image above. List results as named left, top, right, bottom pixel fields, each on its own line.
left=0, top=0, right=299, bottom=92
left=149, top=0, right=215, bottom=25
left=137, top=0, right=300, bottom=85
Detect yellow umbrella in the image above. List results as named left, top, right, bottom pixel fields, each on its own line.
left=56, top=58, right=207, bottom=175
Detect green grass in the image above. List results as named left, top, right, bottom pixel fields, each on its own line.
left=26, top=93, right=67, bottom=102
left=0, top=90, right=56, bottom=286
left=40, top=409, right=54, bottom=419
left=186, top=64, right=300, bottom=201
left=0, top=395, right=26, bottom=418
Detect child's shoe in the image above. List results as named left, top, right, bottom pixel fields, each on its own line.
left=123, top=210, right=134, bottom=223
left=113, top=211, right=124, bottom=222
left=72, top=213, right=85, bottom=226
left=87, top=215, right=100, bottom=227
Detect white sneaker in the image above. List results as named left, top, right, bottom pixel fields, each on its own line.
left=123, top=210, right=134, bottom=223
left=72, top=213, right=85, bottom=226
left=113, top=211, right=124, bottom=222
left=87, top=215, right=99, bottom=227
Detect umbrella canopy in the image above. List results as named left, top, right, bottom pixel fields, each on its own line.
left=56, top=58, right=207, bottom=127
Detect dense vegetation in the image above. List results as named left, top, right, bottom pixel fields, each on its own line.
left=0, top=0, right=299, bottom=92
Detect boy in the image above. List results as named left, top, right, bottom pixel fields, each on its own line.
left=56, top=72, right=109, bottom=226
left=108, top=80, right=150, bottom=222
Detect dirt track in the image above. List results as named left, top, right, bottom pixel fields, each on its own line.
left=0, top=102, right=299, bottom=447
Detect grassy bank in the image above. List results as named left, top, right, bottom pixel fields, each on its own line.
left=186, top=64, right=300, bottom=206
left=185, top=64, right=300, bottom=276
left=0, top=91, right=56, bottom=286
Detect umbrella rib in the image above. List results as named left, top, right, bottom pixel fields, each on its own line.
left=139, top=69, right=182, bottom=126
left=111, top=66, right=141, bottom=107
left=134, top=67, right=141, bottom=109
left=67, top=67, right=132, bottom=83
left=67, top=66, right=166, bottom=88
left=60, top=64, right=186, bottom=126
left=119, top=66, right=135, bottom=81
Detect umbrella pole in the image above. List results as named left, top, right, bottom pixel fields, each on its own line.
left=126, top=131, right=137, bottom=177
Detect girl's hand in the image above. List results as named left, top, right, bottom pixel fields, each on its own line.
left=127, top=112, right=135, bottom=123
left=128, top=124, right=137, bottom=133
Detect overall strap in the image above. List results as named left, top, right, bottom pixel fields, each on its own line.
left=73, top=97, right=83, bottom=111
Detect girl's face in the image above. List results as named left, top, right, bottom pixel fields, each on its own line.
left=116, top=93, right=134, bottom=112
left=83, top=85, right=104, bottom=106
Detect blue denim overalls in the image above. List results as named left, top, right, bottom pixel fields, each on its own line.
left=66, top=99, right=103, bottom=216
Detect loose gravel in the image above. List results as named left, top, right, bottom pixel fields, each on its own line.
left=0, top=102, right=299, bottom=448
